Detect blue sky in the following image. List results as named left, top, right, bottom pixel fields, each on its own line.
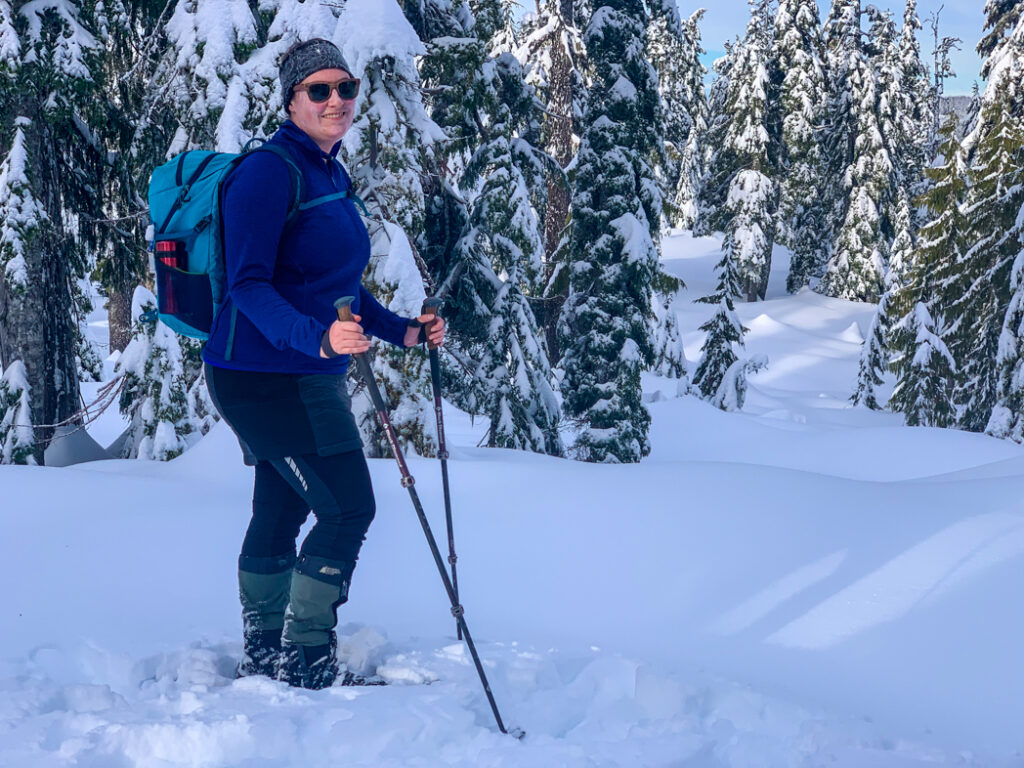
left=679, top=0, right=984, bottom=95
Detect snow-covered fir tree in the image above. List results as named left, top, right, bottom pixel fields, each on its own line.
left=651, top=288, right=687, bottom=379
left=516, top=0, right=586, bottom=361
left=645, top=0, right=689, bottom=196
left=711, top=1, right=778, bottom=302
left=978, top=0, right=1024, bottom=85
left=888, top=114, right=966, bottom=424
left=986, top=241, right=1024, bottom=441
left=93, top=0, right=176, bottom=353
left=949, top=54, right=1024, bottom=432
left=897, top=0, right=933, bottom=182
left=852, top=190, right=913, bottom=409
left=889, top=302, right=956, bottom=427
left=470, top=0, right=518, bottom=54
left=163, top=0, right=338, bottom=152
left=464, top=60, right=561, bottom=452
left=116, top=287, right=193, bottom=461
left=338, top=0, right=445, bottom=458
left=694, top=39, right=736, bottom=236
left=671, top=10, right=709, bottom=231
left=772, top=0, right=829, bottom=292
left=819, top=0, right=890, bottom=302
left=0, top=0, right=105, bottom=463
left=0, top=359, right=34, bottom=464
left=692, top=248, right=755, bottom=411
left=559, top=0, right=662, bottom=464
left=357, top=223, right=435, bottom=457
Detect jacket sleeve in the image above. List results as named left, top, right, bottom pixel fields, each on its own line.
left=358, top=285, right=411, bottom=348
left=221, top=153, right=326, bottom=359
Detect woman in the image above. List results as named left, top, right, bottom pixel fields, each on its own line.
left=203, top=38, right=444, bottom=690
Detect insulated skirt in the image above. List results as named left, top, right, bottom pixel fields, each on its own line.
left=205, top=363, right=362, bottom=465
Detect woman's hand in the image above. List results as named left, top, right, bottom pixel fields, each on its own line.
left=321, top=314, right=371, bottom=357
left=405, top=313, right=446, bottom=348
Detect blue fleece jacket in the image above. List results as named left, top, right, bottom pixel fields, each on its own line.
left=203, top=121, right=409, bottom=374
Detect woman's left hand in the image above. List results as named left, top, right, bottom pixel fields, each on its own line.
left=405, top=313, right=445, bottom=347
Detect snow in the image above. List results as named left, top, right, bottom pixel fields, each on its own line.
left=2, top=232, right=1024, bottom=765
left=333, top=0, right=425, bottom=83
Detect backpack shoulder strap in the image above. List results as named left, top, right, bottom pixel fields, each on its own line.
left=247, top=141, right=304, bottom=224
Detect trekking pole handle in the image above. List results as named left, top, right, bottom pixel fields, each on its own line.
left=420, top=298, right=443, bottom=351
left=334, top=295, right=357, bottom=325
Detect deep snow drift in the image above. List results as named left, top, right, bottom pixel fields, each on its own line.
left=2, top=233, right=1022, bottom=767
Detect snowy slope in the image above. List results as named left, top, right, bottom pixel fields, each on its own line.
left=2, top=233, right=1023, bottom=767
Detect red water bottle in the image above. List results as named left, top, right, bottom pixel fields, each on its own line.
left=155, top=241, right=184, bottom=314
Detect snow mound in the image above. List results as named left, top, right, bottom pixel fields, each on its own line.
left=839, top=321, right=865, bottom=344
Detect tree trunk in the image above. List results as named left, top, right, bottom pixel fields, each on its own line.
left=107, top=286, right=133, bottom=353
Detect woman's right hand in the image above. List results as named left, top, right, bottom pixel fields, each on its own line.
left=322, top=314, right=371, bottom=357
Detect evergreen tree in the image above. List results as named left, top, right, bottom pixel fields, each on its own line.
left=898, top=0, right=933, bottom=181
left=852, top=190, right=913, bottom=408
left=670, top=9, right=709, bottom=230
left=470, top=0, right=517, bottom=54
left=339, top=0, right=443, bottom=458
left=93, top=0, right=177, bottom=353
left=651, top=289, right=687, bottom=379
left=900, top=115, right=967, bottom=315
left=979, top=0, right=1024, bottom=83
left=0, top=0, right=105, bottom=463
left=559, top=0, right=662, bottom=463
left=949, top=63, right=1024, bottom=431
left=819, top=0, right=890, bottom=302
left=887, top=114, right=966, bottom=423
left=516, top=0, right=586, bottom=361
left=889, top=302, right=956, bottom=426
left=645, top=0, right=688, bottom=193
left=0, top=358, right=34, bottom=464
left=693, top=249, right=754, bottom=409
left=987, top=242, right=1024, bottom=441
left=454, top=51, right=562, bottom=454
left=187, top=359, right=218, bottom=437
left=773, top=0, right=829, bottom=292
left=357, top=222, right=436, bottom=457
left=116, top=287, right=193, bottom=461
left=852, top=297, right=888, bottom=409
left=715, top=2, right=777, bottom=302
left=697, top=37, right=744, bottom=237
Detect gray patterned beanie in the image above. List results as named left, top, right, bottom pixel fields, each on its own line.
left=279, top=38, right=351, bottom=110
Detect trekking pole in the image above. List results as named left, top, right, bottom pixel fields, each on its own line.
left=334, top=297, right=523, bottom=740
left=420, top=298, right=461, bottom=641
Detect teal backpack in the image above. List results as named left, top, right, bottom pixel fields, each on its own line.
left=147, top=140, right=367, bottom=341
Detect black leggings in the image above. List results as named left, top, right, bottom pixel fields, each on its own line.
left=241, top=450, right=376, bottom=565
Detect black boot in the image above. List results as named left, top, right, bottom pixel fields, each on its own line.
left=237, top=627, right=282, bottom=678
left=278, top=631, right=339, bottom=690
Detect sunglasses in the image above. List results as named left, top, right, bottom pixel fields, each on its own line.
left=294, top=78, right=361, bottom=103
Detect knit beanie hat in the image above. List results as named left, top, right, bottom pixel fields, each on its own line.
left=279, top=38, right=351, bottom=110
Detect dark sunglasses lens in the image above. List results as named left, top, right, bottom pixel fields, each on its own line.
left=307, top=83, right=331, bottom=102
left=338, top=80, right=359, bottom=100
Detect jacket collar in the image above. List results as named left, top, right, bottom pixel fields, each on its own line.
left=278, top=120, right=344, bottom=161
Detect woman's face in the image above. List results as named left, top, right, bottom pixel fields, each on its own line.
left=288, top=68, right=356, bottom=152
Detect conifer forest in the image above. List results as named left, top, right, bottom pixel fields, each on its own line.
left=0, top=0, right=1018, bottom=467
